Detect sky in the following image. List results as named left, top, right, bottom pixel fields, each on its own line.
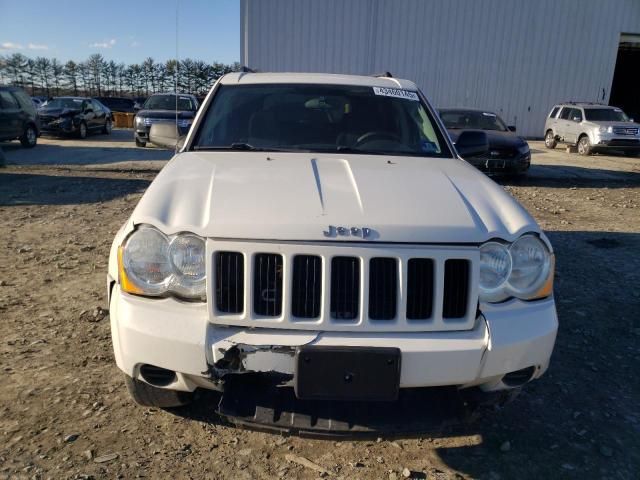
left=0, top=0, right=240, bottom=65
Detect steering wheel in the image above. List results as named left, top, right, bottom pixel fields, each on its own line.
left=355, top=131, right=401, bottom=147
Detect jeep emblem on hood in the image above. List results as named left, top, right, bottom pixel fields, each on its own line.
left=323, top=225, right=373, bottom=239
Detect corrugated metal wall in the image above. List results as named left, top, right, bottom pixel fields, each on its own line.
left=241, top=0, right=640, bottom=138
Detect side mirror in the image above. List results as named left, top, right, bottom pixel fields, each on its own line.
left=149, top=123, right=186, bottom=150
left=455, top=130, right=489, bottom=158
left=572, top=116, right=581, bottom=123
left=630, top=118, right=634, bottom=123
left=84, top=107, right=93, bottom=113
left=133, top=105, right=141, bottom=112
left=507, top=125, right=516, bottom=132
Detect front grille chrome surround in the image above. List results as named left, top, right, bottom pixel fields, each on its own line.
left=207, top=241, right=479, bottom=332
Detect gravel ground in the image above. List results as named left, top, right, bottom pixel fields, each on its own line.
left=0, top=135, right=639, bottom=479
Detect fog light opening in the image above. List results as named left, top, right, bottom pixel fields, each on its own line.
left=502, top=366, right=536, bottom=387
left=139, top=364, right=177, bottom=387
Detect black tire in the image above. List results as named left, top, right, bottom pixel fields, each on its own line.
left=124, top=375, right=192, bottom=408
left=20, top=124, right=37, bottom=148
left=103, top=118, right=112, bottom=135
left=78, top=121, right=88, bottom=139
left=577, top=135, right=591, bottom=156
left=544, top=130, right=557, bottom=149
left=135, top=136, right=146, bottom=148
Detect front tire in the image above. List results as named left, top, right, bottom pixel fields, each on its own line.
left=544, top=130, right=557, bottom=149
left=135, top=136, right=146, bottom=148
left=577, top=135, right=591, bottom=156
left=124, top=375, right=192, bottom=408
left=78, top=121, right=87, bottom=139
left=20, top=124, right=37, bottom=148
left=103, top=118, right=112, bottom=135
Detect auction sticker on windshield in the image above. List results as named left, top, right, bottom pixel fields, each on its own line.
left=372, top=87, right=419, bottom=101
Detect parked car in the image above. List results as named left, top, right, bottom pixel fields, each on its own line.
left=94, top=96, right=137, bottom=113
left=439, top=108, right=531, bottom=175
left=38, top=97, right=112, bottom=138
left=0, top=86, right=39, bottom=148
left=544, top=102, right=640, bottom=156
left=108, top=72, right=558, bottom=432
left=133, top=93, right=198, bottom=147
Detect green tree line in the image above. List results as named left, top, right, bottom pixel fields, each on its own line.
left=0, top=53, right=240, bottom=98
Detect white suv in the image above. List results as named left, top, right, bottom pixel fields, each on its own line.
left=108, top=72, right=558, bottom=431
left=544, top=102, right=640, bottom=156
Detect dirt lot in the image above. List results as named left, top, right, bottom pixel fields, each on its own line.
left=1, top=132, right=639, bottom=479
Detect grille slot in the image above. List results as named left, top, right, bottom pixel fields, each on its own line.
left=330, top=257, right=360, bottom=320
left=253, top=254, right=283, bottom=317
left=443, top=259, right=470, bottom=319
left=215, top=252, right=244, bottom=314
left=368, top=258, right=397, bottom=320
left=291, top=255, right=322, bottom=318
left=613, top=126, right=638, bottom=135
left=406, top=258, right=435, bottom=320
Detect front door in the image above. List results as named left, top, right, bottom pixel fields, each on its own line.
left=0, top=90, right=22, bottom=139
left=565, top=108, right=583, bottom=144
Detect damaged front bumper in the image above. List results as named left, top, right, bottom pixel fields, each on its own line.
left=109, top=285, right=558, bottom=395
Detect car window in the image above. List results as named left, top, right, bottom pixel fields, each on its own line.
left=193, top=83, right=451, bottom=158
left=12, top=90, right=36, bottom=114
left=0, top=91, right=20, bottom=110
left=570, top=109, right=582, bottom=122
left=584, top=108, right=630, bottom=122
left=144, top=94, right=196, bottom=111
left=92, top=100, right=103, bottom=112
left=559, top=107, right=572, bottom=120
left=439, top=110, right=508, bottom=131
left=549, top=107, right=560, bottom=118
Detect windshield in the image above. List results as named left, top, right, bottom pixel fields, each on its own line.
left=192, top=84, right=450, bottom=157
left=584, top=108, right=630, bottom=122
left=144, top=94, right=196, bottom=111
left=45, top=98, right=83, bottom=110
left=439, top=110, right=508, bottom=131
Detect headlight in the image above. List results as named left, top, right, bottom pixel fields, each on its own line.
left=479, top=234, right=554, bottom=303
left=598, top=126, right=612, bottom=134
left=119, top=226, right=206, bottom=300
left=135, top=116, right=144, bottom=126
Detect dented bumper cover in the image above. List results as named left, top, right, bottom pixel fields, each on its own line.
left=109, top=285, right=557, bottom=393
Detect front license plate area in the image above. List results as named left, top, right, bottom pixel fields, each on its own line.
left=294, top=346, right=401, bottom=401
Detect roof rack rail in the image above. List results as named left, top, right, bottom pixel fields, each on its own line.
left=560, top=101, right=606, bottom=106
left=239, top=66, right=258, bottom=73
left=372, top=71, right=393, bottom=78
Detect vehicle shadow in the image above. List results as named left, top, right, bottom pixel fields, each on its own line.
left=0, top=172, right=151, bottom=206
left=1, top=143, right=172, bottom=166
left=494, top=164, right=640, bottom=188
left=170, top=230, right=640, bottom=479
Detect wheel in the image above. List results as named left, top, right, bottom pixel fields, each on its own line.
left=124, top=375, right=192, bottom=408
left=577, top=135, right=591, bottom=156
left=544, top=130, right=557, bottom=149
left=78, top=121, right=87, bottom=139
left=103, top=118, right=112, bottom=135
left=20, top=124, right=37, bottom=148
left=135, top=136, right=146, bottom=148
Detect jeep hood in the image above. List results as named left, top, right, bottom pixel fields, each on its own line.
left=131, top=152, right=538, bottom=243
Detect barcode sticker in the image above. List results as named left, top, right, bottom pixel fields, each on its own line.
left=372, top=87, right=419, bottom=101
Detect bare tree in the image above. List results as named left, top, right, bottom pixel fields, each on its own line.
left=51, top=59, right=63, bottom=96
left=64, top=60, right=79, bottom=96
left=34, top=57, right=52, bottom=96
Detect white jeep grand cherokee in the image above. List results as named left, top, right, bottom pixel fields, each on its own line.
left=108, top=72, right=557, bottom=431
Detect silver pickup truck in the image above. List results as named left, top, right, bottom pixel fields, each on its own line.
left=544, top=102, right=640, bottom=156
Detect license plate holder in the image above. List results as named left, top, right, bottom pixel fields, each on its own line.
left=486, top=159, right=506, bottom=169
left=294, top=346, right=401, bottom=401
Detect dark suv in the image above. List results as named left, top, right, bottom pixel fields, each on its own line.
left=134, top=93, right=198, bottom=147
left=0, top=86, right=40, bottom=148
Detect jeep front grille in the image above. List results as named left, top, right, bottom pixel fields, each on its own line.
left=209, top=241, right=479, bottom=332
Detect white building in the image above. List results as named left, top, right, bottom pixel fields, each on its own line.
left=240, top=0, right=640, bottom=138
